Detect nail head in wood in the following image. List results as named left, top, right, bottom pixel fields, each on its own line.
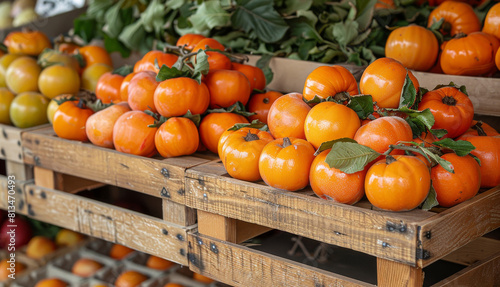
left=161, top=168, right=169, bottom=178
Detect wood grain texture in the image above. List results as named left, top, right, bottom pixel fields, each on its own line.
left=186, top=166, right=435, bottom=266
left=377, top=258, right=424, bottom=287
left=22, top=126, right=213, bottom=204
left=432, top=251, right=500, bottom=287
left=0, top=176, right=30, bottom=215
left=24, top=184, right=193, bottom=265
left=0, top=124, right=35, bottom=163
left=34, top=167, right=103, bottom=193
left=412, top=71, right=500, bottom=117
left=187, top=232, right=375, bottom=287
left=419, top=187, right=500, bottom=268
left=163, top=199, right=197, bottom=226
left=6, top=160, right=33, bottom=181
left=443, top=237, right=500, bottom=266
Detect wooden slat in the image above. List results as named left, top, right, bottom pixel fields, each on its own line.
left=187, top=232, right=375, bottom=287
left=432, top=251, right=500, bottom=287
left=186, top=166, right=436, bottom=266
left=0, top=175, right=30, bottom=215
left=377, top=258, right=424, bottom=287
left=22, top=126, right=213, bottom=204
left=0, top=124, right=28, bottom=164
left=6, top=160, right=33, bottom=181
left=34, top=166, right=103, bottom=193
left=419, top=187, right=500, bottom=268
left=24, top=184, right=192, bottom=265
left=443, top=237, right=500, bottom=266
left=162, top=199, right=197, bottom=226
left=412, top=71, right=500, bottom=117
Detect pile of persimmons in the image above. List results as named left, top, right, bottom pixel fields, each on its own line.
left=0, top=30, right=114, bottom=129
left=386, top=1, right=500, bottom=75
left=3, top=26, right=499, bottom=213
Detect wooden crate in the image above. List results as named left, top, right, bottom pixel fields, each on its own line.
left=185, top=160, right=500, bottom=285
left=0, top=176, right=31, bottom=216
left=186, top=231, right=500, bottom=287
left=23, top=183, right=195, bottom=266
left=21, top=125, right=219, bottom=226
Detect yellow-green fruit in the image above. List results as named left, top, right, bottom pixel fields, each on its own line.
left=12, top=7, right=38, bottom=27
left=0, top=88, right=15, bottom=125
left=0, top=54, right=23, bottom=88
left=38, top=65, right=80, bottom=99
left=5, top=57, right=41, bottom=94
left=9, top=92, right=49, bottom=128
left=46, top=94, right=74, bottom=124
left=81, top=63, right=112, bottom=93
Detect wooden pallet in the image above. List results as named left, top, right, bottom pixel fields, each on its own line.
left=21, top=126, right=219, bottom=226
left=185, top=159, right=500, bottom=286
left=23, top=182, right=195, bottom=266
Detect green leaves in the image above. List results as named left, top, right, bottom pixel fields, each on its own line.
left=333, top=20, right=359, bottom=49
left=156, top=50, right=210, bottom=84
left=421, top=184, right=438, bottom=211
left=190, top=1, right=231, bottom=33
left=348, top=95, right=374, bottom=119
left=399, top=73, right=417, bottom=108
left=432, top=138, right=476, bottom=157
left=325, top=140, right=381, bottom=173
left=232, top=0, right=289, bottom=43
left=228, top=119, right=269, bottom=131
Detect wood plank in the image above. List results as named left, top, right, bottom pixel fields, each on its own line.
left=22, top=126, right=212, bottom=204
left=0, top=124, right=27, bottom=164
left=34, top=167, right=103, bottom=193
left=24, top=184, right=192, bottom=265
left=187, top=232, right=375, bottom=287
left=432, top=251, right=500, bottom=287
left=162, top=199, right=197, bottom=226
left=377, top=258, right=424, bottom=287
left=198, top=210, right=237, bottom=242
left=186, top=167, right=436, bottom=266
left=443, top=237, right=500, bottom=266
left=6, top=160, right=33, bottom=181
left=0, top=175, right=30, bottom=215
left=419, top=186, right=500, bottom=268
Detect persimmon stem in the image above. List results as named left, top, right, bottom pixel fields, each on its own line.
left=244, top=130, right=260, bottom=142
left=386, top=155, right=397, bottom=165
left=442, top=96, right=457, bottom=106
left=333, top=92, right=350, bottom=103
left=471, top=121, right=487, bottom=136
left=281, top=137, right=292, bottom=148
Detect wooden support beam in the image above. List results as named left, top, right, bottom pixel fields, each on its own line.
left=377, top=258, right=424, bottom=287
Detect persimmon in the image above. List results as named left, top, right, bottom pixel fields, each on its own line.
left=71, top=258, right=103, bottom=277
left=431, top=154, right=481, bottom=207
left=86, top=103, right=131, bottom=148
left=304, top=101, right=361, bottom=149
left=81, top=63, right=113, bottom=93
left=310, top=149, right=367, bottom=204
left=55, top=229, right=85, bottom=247
left=53, top=100, right=94, bottom=142
left=5, top=56, right=41, bottom=94
left=155, top=117, right=199, bottom=158
left=0, top=259, right=25, bottom=279
left=191, top=38, right=225, bottom=52
left=365, top=155, right=431, bottom=211
left=0, top=53, right=22, bottom=88
left=458, top=133, right=500, bottom=188
left=128, top=71, right=159, bottom=113
left=461, top=121, right=499, bottom=137
left=359, top=57, right=419, bottom=109
left=206, top=51, right=232, bottom=71
left=120, top=72, right=137, bottom=102
left=34, top=278, right=68, bottom=287
left=496, top=47, right=500, bottom=71
left=95, top=72, right=125, bottom=104
left=246, top=91, right=282, bottom=124
left=133, top=51, right=178, bottom=73
left=78, top=45, right=113, bottom=71
left=199, top=112, right=249, bottom=154
left=220, top=128, right=274, bottom=182
left=38, top=64, right=80, bottom=99
left=385, top=25, right=439, bottom=71
left=418, top=86, right=474, bottom=138
left=483, top=2, right=500, bottom=39
left=0, top=88, right=14, bottom=125
left=302, top=65, right=359, bottom=101
left=3, top=30, right=51, bottom=56
left=113, top=111, right=158, bottom=157
left=146, top=255, right=175, bottom=270
left=26, top=236, right=56, bottom=259
left=114, top=270, right=148, bottom=287
left=204, top=70, right=252, bottom=108
left=9, top=92, right=49, bottom=128
left=354, top=116, right=413, bottom=156
left=218, top=127, right=254, bottom=164
left=259, top=137, right=315, bottom=191
left=154, top=77, right=210, bottom=117
left=427, top=1, right=480, bottom=36
left=267, top=93, right=311, bottom=140
left=176, top=33, right=206, bottom=50
left=109, top=244, right=135, bottom=259
left=193, top=273, right=214, bottom=284
left=231, top=62, right=266, bottom=91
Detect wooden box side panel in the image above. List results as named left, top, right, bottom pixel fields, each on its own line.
left=187, top=232, right=375, bottom=287
left=24, top=184, right=191, bottom=265
left=0, top=125, right=25, bottom=163
left=419, top=187, right=500, bottom=267
left=186, top=168, right=435, bottom=266
left=22, top=127, right=211, bottom=203
left=0, top=175, right=31, bottom=216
